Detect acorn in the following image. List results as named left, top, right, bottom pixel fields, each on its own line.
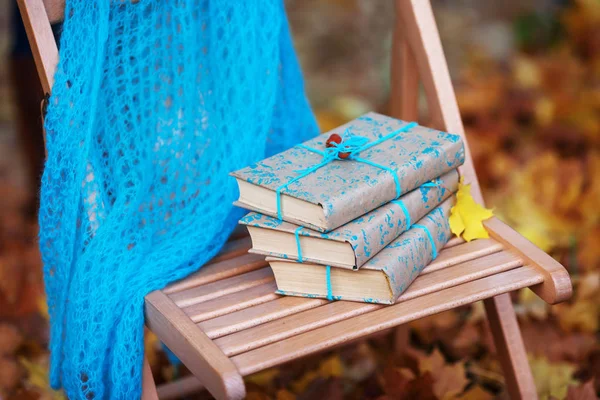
left=326, top=133, right=342, bottom=148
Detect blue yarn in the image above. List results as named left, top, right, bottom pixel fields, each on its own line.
left=413, top=224, right=438, bottom=259
left=391, top=199, right=411, bottom=227
left=325, top=266, right=333, bottom=301
left=275, top=122, right=417, bottom=220
left=294, top=226, right=304, bottom=262
left=351, top=156, right=402, bottom=198
left=40, top=1, right=318, bottom=398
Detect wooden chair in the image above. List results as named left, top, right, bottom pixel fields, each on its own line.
left=18, top=0, right=573, bottom=399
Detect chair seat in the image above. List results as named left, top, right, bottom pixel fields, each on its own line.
left=145, top=225, right=556, bottom=399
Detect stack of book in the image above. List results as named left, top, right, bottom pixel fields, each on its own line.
left=231, top=112, right=465, bottom=304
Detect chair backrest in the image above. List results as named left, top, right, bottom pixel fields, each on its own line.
left=17, top=0, right=484, bottom=204
left=42, top=0, right=64, bottom=24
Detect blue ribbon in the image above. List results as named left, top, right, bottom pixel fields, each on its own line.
left=391, top=199, right=411, bottom=228
left=413, top=224, right=437, bottom=259
left=275, top=122, right=418, bottom=220
left=294, top=226, right=304, bottom=262
left=325, top=265, right=333, bottom=301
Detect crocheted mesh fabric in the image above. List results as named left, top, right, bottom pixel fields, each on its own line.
left=40, top=1, right=318, bottom=398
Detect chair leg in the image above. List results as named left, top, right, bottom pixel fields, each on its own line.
left=483, top=294, right=537, bottom=400
left=390, top=9, right=419, bottom=355
left=142, top=356, right=159, bottom=400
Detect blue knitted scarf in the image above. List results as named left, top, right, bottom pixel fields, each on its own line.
left=40, top=1, right=318, bottom=398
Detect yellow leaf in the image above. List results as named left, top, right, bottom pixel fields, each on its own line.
left=291, top=370, right=319, bottom=393
left=319, top=355, right=343, bottom=378
left=246, top=368, right=280, bottom=387
left=144, top=330, right=160, bottom=368
left=449, top=178, right=494, bottom=242
left=19, top=357, right=66, bottom=400
left=516, top=288, right=549, bottom=320
left=553, top=300, right=599, bottom=333
left=529, top=355, right=577, bottom=400
left=37, top=295, right=49, bottom=321
left=513, top=56, right=542, bottom=88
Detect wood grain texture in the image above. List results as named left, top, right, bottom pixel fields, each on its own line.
left=141, top=356, right=159, bottom=400
left=187, top=239, right=504, bottom=325
left=231, top=266, right=543, bottom=376
left=169, top=267, right=273, bottom=307
left=389, top=16, right=419, bottom=121
left=199, top=296, right=328, bottom=339
left=395, top=0, right=483, bottom=204
left=484, top=294, right=538, bottom=399
left=157, top=376, right=204, bottom=400
left=214, top=249, right=523, bottom=357
left=17, top=0, right=59, bottom=93
left=216, top=300, right=381, bottom=357
left=145, top=291, right=245, bottom=400
left=43, top=0, right=64, bottom=24
left=184, top=282, right=279, bottom=323
left=445, top=235, right=465, bottom=248
left=421, top=238, right=503, bottom=275
left=209, top=237, right=253, bottom=264
left=485, top=217, right=572, bottom=304
left=163, top=247, right=261, bottom=295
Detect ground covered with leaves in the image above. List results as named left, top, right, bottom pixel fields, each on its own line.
left=0, top=0, right=598, bottom=399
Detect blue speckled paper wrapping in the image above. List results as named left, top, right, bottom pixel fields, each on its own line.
left=231, top=112, right=465, bottom=232
left=240, top=170, right=458, bottom=269
left=270, top=198, right=454, bottom=304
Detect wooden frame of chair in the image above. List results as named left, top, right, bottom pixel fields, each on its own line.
left=17, top=0, right=572, bottom=399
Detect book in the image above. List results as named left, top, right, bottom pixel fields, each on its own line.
left=267, top=198, right=454, bottom=304
left=231, top=112, right=464, bottom=232
left=240, top=169, right=459, bottom=269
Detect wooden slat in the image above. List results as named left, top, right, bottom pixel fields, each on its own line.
left=166, top=237, right=487, bottom=298
left=199, top=296, right=328, bottom=339
left=421, top=238, right=502, bottom=274
left=145, top=292, right=245, bottom=400
left=396, top=0, right=482, bottom=204
left=164, top=253, right=267, bottom=295
left=444, top=236, right=465, bottom=248
left=390, top=18, right=419, bottom=121
left=231, top=266, right=543, bottom=376
left=485, top=217, right=572, bottom=304
left=209, top=237, right=253, bottom=264
left=184, top=239, right=502, bottom=324
left=404, top=251, right=522, bottom=299
left=185, top=283, right=279, bottom=323
left=43, top=0, right=64, bottom=24
left=214, top=250, right=522, bottom=357
left=17, top=0, right=59, bottom=93
left=157, top=376, right=203, bottom=400
left=216, top=301, right=380, bottom=357
left=170, top=267, right=273, bottom=308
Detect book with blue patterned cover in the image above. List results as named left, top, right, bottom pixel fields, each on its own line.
left=231, top=112, right=465, bottom=232
left=267, top=198, right=454, bottom=304
left=240, top=170, right=458, bottom=269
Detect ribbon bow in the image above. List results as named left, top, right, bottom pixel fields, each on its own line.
left=295, top=135, right=369, bottom=174
left=275, top=122, right=418, bottom=220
